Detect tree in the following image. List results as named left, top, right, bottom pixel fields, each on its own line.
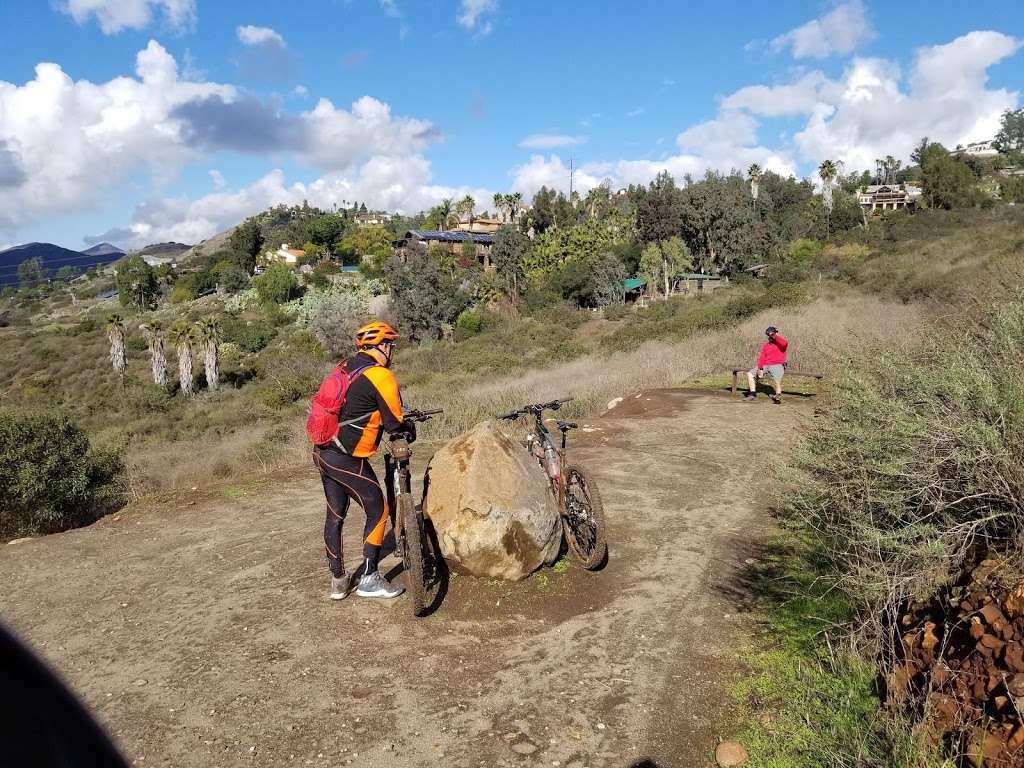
left=434, top=198, right=455, bottom=230
left=994, top=108, right=1024, bottom=154
left=228, top=217, right=265, bottom=273
left=252, top=264, right=298, bottom=304
left=910, top=137, right=930, bottom=167
left=384, top=248, right=460, bottom=342
left=490, top=226, right=528, bottom=302
left=528, top=187, right=557, bottom=234
left=459, top=236, right=478, bottom=268
left=139, top=321, right=167, bottom=389
left=105, top=314, right=127, bottom=385
left=308, top=214, right=347, bottom=255
left=921, top=144, right=977, bottom=209
left=17, top=257, right=45, bottom=289
left=818, top=159, right=838, bottom=232
left=195, top=317, right=220, bottom=392
left=55, top=265, right=79, bottom=283
left=170, top=322, right=195, bottom=397
left=747, top=164, right=763, bottom=201
left=115, top=255, right=158, bottom=309
left=635, top=172, right=683, bottom=246
left=455, top=195, right=476, bottom=227
left=216, top=264, right=250, bottom=294
left=639, top=237, right=692, bottom=299
left=677, top=173, right=764, bottom=272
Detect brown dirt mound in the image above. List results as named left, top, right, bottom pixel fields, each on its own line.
left=887, top=557, right=1024, bottom=767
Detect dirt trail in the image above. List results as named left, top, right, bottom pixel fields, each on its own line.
left=1, top=389, right=804, bottom=767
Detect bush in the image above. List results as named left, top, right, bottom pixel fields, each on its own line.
left=255, top=345, right=324, bottom=408
left=221, top=316, right=276, bottom=353
left=603, top=303, right=630, bottom=321
left=0, top=409, right=123, bottom=537
left=290, top=286, right=371, bottom=358
left=780, top=295, right=1024, bottom=651
left=217, top=264, right=250, bottom=293
left=252, top=264, right=299, bottom=305
left=454, top=308, right=483, bottom=340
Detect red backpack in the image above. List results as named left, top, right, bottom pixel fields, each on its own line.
left=306, top=361, right=376, bottom=446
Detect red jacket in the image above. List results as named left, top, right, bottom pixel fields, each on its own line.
left=757, top=334, right=788, bottom=368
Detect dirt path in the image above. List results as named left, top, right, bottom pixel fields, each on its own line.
left=0, top=389, right=804, bottom=767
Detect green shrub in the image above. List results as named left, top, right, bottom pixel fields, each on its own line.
left=0, top=409, right=124, bottom=537
left=603, top=303, right=630, bottom=321
left=781, top=294, right=1024, bottom=645
left=253, top=264, right=299, bottom=305
left=454, top=308, right=483, bottom=341
left=255, top=345, right=324, bottom=408
left=221, top=316, right=276, bottom=353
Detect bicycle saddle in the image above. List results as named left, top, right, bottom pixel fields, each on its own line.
left=556, top=420, right=578, bottom=431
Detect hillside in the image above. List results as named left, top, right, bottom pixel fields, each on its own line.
left=0, top=241, right=123, bottom=287
left=135, top=242, right=192, bottom=258
left=81, top=242, right=126, bottom=258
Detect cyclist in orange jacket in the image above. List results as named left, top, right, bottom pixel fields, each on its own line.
left=312, top=321, right=415, bottom=600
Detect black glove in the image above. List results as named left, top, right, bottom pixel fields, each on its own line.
left=402, top=420, right=417, bottom=444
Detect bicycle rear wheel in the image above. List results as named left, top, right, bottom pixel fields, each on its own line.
left=561, top=464, right=607, bottom=570
left=400, top=496, right=444, bottom=616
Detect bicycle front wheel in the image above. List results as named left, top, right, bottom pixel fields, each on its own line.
left=400, top=496, right=445, bottom=617
left=561, top=464, right=607, bottom=570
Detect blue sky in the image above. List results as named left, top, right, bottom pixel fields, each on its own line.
left=0, top=0, right=1020, bottom=250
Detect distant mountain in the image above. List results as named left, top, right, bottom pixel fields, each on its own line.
left=81, top=242, right=126, bottom=257
left=0, top=242, right=124, bottom=287
left=136, top=242, right=192, bottom=258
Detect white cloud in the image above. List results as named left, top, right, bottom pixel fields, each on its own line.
left=771, top=0, right=873, bottom=59
left=519, top=134, right=586, bottom=149
left=59, top=0, right=196, bottom=35
left=0, top=41, right=444, bottom=237
left=721, top=73, right=826, bottom=117
left=209, top=169, right=225, bottom=189
left=625, top=107, right=646, bottom=118
left=457, top=0, right=498, bottom=36
left=236, top=25, right=285, bottom=47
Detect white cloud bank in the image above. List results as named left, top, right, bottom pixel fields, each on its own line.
left=0, top=41, right=460, bottom=247
left=770, top=0, right=874, bottom=59
left=59, top=0, right=196, bottom=34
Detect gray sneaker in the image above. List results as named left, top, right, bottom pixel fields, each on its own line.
left=329, top=573, right=354, bottom=601
left=355, top=571, right=405, bottom=599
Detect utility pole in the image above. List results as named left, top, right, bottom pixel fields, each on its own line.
left=569, top=155, right=575, bottom=201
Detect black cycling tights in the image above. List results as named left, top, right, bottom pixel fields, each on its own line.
left=313, top=446, right=389, bottom=577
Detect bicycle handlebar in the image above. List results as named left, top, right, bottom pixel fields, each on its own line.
left=403, top=408, right=443, bottom=423
left=496, top=398, right=574, bottom=421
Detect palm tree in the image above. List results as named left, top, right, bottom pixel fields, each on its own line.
left=457, top=195, right=476, bottom=229
left=195, top=317, right=221, bottom=392
left=105, top=314, right=126, bottom=384
left=747, top=163, right=763, bottom=202
left=510, top=192, right=523, bottom=223
left=170, top=321, right=194, bottom=397
left=436, top=198, right=454, bottom=231
left=139, top=320, right=167, bottom=389
left=493, top=193, right=505, bottom=222
left=819, top=159, right=838, bottom=233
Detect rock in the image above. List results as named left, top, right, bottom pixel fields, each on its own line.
left=606, top=397, right=623, bottom=411
left=715, top=741, right=749, bottom=768
left=510, top=741, right=538, bottom=755
left=423, top=421, right=561, bottom=581
left=7, top=537, right=33, bottom=546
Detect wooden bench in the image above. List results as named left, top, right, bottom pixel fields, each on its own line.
left=730, top=366, right=824, bottom=395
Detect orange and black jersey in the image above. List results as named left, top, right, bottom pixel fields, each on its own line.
left=336, top=352, right=405, bottom=458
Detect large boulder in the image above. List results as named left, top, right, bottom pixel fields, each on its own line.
left=423, top=421, right=561, bottom=580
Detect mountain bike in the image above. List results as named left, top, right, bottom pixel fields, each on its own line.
left=384, top=408, right=445, bottom=617
left=497, top=398, right=607, bottom=569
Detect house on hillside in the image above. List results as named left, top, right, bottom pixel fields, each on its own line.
left=857, top=184, right=922, bottom=213
left=141, top=254, right=177, bottom=269
left=263, top=243, right=306, bottom=266
left=355, top=211, right=392, bottom=227
left=673, top=273, right=727, bottom=296
left=453, top=217, right=503, bottom=235
left=397, top=230, right=495, bottom=268
left=954, top=140, right=999, bottom=158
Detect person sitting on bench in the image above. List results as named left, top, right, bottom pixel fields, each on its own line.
left=745, top=326, right=788, bottom=404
